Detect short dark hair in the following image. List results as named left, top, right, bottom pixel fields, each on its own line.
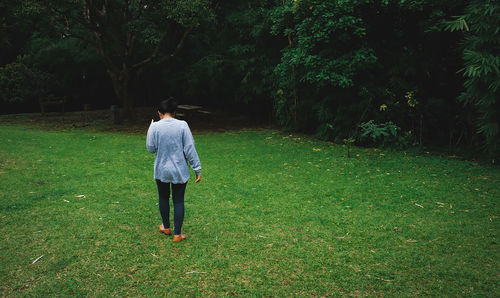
left=158, top=97, right=177, bottom=114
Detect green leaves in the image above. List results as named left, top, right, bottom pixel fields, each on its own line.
left=271, top=0, right=377, bottom=133
left=360, top=120, right=399, bottom=139
left=0, top=55, right=52, bottom=103
left=445, top=0, right=500, bottom=157
left=462, top=49, right=500, bottom=78
left=444, top=16, right=470, bottom=32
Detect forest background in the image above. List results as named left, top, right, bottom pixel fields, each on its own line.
left=1, top=0, right=499, bottom=159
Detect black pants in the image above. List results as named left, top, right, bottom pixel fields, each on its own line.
left=156, top=180, right=187, bottom=235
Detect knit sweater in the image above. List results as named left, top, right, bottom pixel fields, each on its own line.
left=146, top=118, right=201, bottom=184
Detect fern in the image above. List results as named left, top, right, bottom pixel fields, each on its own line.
left=445, top=0, right=500, bottom=158
left=444, top=16, right=469, bottom=32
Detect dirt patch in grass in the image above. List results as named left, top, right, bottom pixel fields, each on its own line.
left=0, top=106, right=274, bottom=134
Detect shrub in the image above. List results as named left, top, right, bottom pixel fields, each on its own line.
left=359, top=120, right=399, bottom=147
left=0, top=55, right=52, bottom=103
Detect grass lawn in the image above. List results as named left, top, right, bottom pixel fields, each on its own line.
left=0, top=124, right=498, bottom=296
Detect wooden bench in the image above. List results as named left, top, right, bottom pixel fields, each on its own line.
left=39, top=96, right=67, bottom=116
left=197, top=110, right=211, bottom=115
left=177, top=105, right=202, bottom=120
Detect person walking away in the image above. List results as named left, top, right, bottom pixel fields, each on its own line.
left=146, top=98, right=202, bottom=242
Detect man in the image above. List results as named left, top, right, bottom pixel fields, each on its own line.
left=146, top=97, right=202, bottom=242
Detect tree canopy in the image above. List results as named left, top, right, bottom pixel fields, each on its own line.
left=19, top=0, right=213, bottom=115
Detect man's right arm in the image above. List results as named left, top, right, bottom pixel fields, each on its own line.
left=146, top=121, right=157, bottom=153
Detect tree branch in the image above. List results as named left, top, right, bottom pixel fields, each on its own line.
left=169, top=26, right=194, bottom=58
left=47, top=7, right=96, bottom=46
left=132, top=26, right=193, bottom=70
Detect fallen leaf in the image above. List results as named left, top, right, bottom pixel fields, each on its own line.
left=75, top=195, right=85, bottom=198
left=31, top=255, right=44, bottom=264
left=186, top=271, right=207, bottom=274
left=336, top=232, right=350, bottom=239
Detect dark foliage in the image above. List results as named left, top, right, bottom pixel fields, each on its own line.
left=0, top=0, right=498, bottom=158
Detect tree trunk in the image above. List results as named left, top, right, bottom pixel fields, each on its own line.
left=108, top=67, right=136, bottom=120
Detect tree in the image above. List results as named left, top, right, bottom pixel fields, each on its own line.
left=269, top=0, right=468, bottom=147
left=23, top=0, right=212, bottom=117
left=0, top=55, right=53, bottom=104
left=0, top=0, right=36, bottom=65
left=270, top=0, right=377, bottom=136
left=158, top=0, right=279, bottom=115
left=445, top=0, right=500, bottom=159
left=186, top=0, right=278, bottom=111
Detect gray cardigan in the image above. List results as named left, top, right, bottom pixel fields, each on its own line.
left=146, top=118, right=201, bottom=184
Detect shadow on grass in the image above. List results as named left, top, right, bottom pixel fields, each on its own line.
left=0, top=107, right=275, bottom=134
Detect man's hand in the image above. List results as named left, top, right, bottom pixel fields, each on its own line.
left=195, top=174, right=202, bottom=183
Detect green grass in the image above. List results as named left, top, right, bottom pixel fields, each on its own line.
left=0, top=125, right=498, bottom=296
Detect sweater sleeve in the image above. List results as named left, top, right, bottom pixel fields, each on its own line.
left=182, top=122, right=201, bottom=175
left=146, top=123, right=157, bottom=153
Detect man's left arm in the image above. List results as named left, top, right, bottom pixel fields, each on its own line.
left=182, top=122, right=201, bottom=177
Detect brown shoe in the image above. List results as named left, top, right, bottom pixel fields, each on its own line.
left=173, top=234, right=187, bottom=242
left=159, top=224, right=172, bottom=235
